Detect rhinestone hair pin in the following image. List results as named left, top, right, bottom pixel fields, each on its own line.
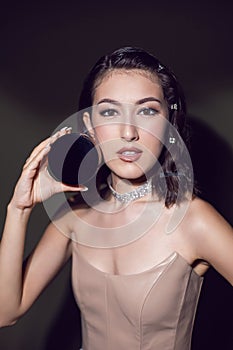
left=171, top=103, right=178, bottom=110
left=169, top=137, right=176, bottom=144
left=157, top=64, right=164, bottom=72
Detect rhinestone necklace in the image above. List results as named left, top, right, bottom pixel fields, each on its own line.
left=107, top=178, right=153, bottom=203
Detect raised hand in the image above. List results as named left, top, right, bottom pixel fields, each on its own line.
left=10, top=127, right=87, bottom=210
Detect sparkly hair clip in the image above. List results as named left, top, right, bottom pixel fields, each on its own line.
left=170, top=103, right=178, bottom=110
left=157, top=64, right=164, bottom=72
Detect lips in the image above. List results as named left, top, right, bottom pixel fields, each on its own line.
left=117, top=147, right=142, bottom=162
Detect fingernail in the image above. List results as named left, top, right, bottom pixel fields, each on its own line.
left=60, top=126, right=72, bottom=131
left=79, top=186, right=88, bottom=192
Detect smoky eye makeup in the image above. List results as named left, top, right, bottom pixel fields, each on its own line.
left=99, top=108, right=119, bottom=117
left=136, top=100, right=163, bottom=115
left=137, top=107, right=160, bottom=116
left=96, top=102, right=121, bottom=117
left=94, top=97, right=165, bottom=119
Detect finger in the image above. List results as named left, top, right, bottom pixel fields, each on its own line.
left=24, top=137, right=53, bottom=166
left=61, top=184, right=89, bottom=193
left=23, top=143, right=51, bottom=175
left=48, top=126, right=73, bottom=147
left=26, top=126, right=72, bottom=162
left=24, top=127, right=72, bottom=166
left=47, top=180, right=88, bottom=197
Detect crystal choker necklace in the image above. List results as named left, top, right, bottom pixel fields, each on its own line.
left=107, top=178, right=153, bottom=203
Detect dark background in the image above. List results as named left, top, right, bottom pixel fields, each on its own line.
left=0, top=1, right=232, bottom=349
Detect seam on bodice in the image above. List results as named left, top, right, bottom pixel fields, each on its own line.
left=72, top=244, right=204, bottom=350
left=139, top=253, right=178, bottom=350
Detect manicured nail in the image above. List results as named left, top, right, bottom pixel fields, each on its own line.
left=79, top=186, right=88, bottom=192
left=60, top=126, right=68, bottom=131
left=60, top=126, right=72, bottom=131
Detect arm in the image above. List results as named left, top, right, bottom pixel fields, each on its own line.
left=190, top=198, right=233, bottom=285
left=0, top=212, right=71, bottom=326
left=0, top=128, right=84, bottom=327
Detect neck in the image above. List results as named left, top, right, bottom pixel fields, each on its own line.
left=111, top=175, right=148, bottom=193
left=107, top=176, right=153, bottom=204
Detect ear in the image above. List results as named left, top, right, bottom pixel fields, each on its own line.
left=83, top=112, right=95, bottom=139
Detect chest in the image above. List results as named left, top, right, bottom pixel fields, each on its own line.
left=72, top=202, right=192, bottom=275
left=75, top=227, right=181, bottom=275
left=71, top=244, right=203, bottom=350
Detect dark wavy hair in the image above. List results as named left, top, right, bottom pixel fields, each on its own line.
left=78, top=46, right=197, bottom=207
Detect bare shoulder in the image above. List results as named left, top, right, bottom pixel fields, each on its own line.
left=181, top=197, right=233, bottom=284
left=51, top=198, right=93, bottom=242
left=183, top=196, right=231, bottom=233
left=180, top=197, right=228, bottom=233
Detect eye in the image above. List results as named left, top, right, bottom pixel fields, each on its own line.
left=138, top=107, right=159, bottom=116
left=99, top=108, right=119, bottom=117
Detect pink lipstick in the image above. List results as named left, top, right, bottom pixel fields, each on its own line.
left=117, top=147, right=142, bottom=162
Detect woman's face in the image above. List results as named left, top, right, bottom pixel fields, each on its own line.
left=84, top=69, right=169, bottom=182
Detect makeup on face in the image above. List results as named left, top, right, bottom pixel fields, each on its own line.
left=83, top=70, right=168, bottom=182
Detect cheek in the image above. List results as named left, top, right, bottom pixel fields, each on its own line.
left=140, top=128, right=163, bottom=149
left=94, top=126, right=120, bottom=163
left=94, top=125, right=116, bottom=142
left=139, top=117, right=167, bottom=143
left=134, top=133, right=163, bottom=174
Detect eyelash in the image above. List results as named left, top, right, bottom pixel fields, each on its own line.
left=138, top=107, right=159, bottom=116
left=99, top=107, right=159, bottom=118
left=99, top=109, right=119, bottom=117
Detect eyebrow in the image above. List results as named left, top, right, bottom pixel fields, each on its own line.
left=97, top=97, right=161, bottom=105
left=136, top=97, right=161, bottom=105
left=97, top=98, right=121, bottom=106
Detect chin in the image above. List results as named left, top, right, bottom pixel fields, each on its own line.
left=107, top=160, right=152, bottom=181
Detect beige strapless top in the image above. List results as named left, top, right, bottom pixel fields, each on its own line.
left=72, top=243, right=203, bottom=350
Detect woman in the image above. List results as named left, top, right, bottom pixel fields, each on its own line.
left=0, top=47, right=232, bottom=350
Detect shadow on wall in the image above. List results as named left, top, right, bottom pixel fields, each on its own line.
left=189, top=116, right=233, bottom=350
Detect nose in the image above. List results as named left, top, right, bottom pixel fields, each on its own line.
left=121, top=122, right=139, bottom=142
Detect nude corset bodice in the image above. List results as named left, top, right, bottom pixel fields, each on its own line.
left=72, top=244, right=203, bottom=350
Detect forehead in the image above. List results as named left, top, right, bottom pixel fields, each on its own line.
left=93, top=69, right=164, bottom=104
